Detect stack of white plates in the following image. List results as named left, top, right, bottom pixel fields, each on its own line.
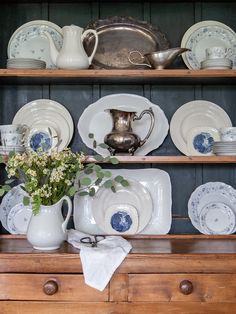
left=188, top=182, right=236, bottom=235
left=213, top=141, right=236, bottom=155
left=200, top=58, right=233, bottom=69
left=7, top=58, right=46, bottom=69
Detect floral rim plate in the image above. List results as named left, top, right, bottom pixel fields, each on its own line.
left=13, top=99, right=74, bottom=151
left=199, top=202, right=235, bottom=235
left=0, top=184, right=27, bottom=231
left=188, top=181, right=236, bottom=233
left=8, top=20, right=63, bottom=68
left=186, top=126, right=220, bottom=156
left=181, top=20, right=236, bottom=69
left=73, top=168, right=172, bottom=235
left=77, top=93, right=169, bottom=156
left=170, top=100, right=232, bottom=156
left=7, top=203, right=32, bottom=234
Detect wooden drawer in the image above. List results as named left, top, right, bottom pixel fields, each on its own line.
left=0, top=274, right=108, bottom=301
left=128, top=274, right=236, bottom=302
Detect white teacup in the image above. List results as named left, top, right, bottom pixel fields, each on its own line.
left=219, top=127, right=236, bottom=142
left=1, top=131, right=24, bottom=146
left=205, top=46, right=232, bottom=59
left=0, top=124, right=28, bottom=135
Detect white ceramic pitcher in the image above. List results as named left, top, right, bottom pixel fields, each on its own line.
left=45, top=25, right=98, bottom=69
left=26, top=196, right=72, bottom=250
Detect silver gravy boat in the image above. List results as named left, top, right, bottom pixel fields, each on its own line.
left=104, top=108, right=155, bottom=155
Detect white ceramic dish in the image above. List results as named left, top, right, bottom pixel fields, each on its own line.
left=92, top=179, right=153, bottom=234
left=170, top=100, right=232, bottom=155
left=73, top=168, right=172, bottom=235
left=0, top=185, right=27, bottom=231
left=181, top=20, right=236, bottom=69
left=104, top=204, right=139, bottom=235
left=7, top=20, right=63, bottom=68
left=199, top=202, right=235, bottom=235
left=13, top=99, right=74, bottom=151
left=25, top=124, right=58, bottom=152
left=7, top=203, right=32, bottom=234
left=186, top=126, right=220, bottom=156
left=188, top=182, right=236, bottom=234
left=77, top=94, right=169, bottom=156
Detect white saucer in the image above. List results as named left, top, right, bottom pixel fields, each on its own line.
left=104, top=204, right=139, bottom=235
left=199, top=202, right=236, bottom=235
left=7, top=203, right=32, bottom=234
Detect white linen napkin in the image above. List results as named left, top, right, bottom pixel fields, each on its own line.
left=67, top=229, right=132, bottom=291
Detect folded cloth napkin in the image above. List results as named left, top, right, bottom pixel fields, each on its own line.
left=67, top=229, right=132, bottom=291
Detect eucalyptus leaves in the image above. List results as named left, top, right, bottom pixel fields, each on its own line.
left=0, top=147, right=128, bottom=215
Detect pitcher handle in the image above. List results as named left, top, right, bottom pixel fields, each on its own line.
left=133, top=107, right=155, bottom=147
left=82, top=29, right=98, bottom=65
left=61, top=196, right=72, bottom=233
left=128, top=50, right=152, bottom=68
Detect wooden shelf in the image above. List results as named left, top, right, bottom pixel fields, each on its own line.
left=85, top=155, right=236, bottom=164
left=1, top=69, right=236, bottom=84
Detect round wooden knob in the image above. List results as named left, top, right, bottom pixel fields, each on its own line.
left=179, top=280, right=193, bottom=295
left=43, top=280, right=58, bottom=295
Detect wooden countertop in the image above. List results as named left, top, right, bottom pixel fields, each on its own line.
left=1, top=235, right=236, bottom=274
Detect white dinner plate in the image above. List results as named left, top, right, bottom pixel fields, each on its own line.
left=13, top=99, right=74, bottom=151
left=7, top=20, right=63, bottom=68
left=7, top=203, right=32, bottom=234
left=73, top=168, right=172, bottom=235
left=0, top=185, right=27, bottom=231
left=92, top=179, right=153, bottom=234
left=188, top=182, right=236, bottom=233
left=170, top=100, right=232, bottom=156
left=77, top=94, right=169, bottom=156
left=181, top=20, right=236, bottom=69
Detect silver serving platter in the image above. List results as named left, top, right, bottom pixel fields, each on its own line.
left=83, top=16, right=170, bottom=69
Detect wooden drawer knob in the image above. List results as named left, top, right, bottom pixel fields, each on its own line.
left=179, top=280, right=193, bottom=295
left=43, top=280, right=58, bottom=295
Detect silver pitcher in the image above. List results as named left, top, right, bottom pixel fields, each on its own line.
left=104, top=108, right=155, bottom=155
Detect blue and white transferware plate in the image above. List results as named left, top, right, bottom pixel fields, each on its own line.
left=181, top=20, right=236, bottom=69
left=7, top=20, right=63, bottom=68
left=104, top=204, right=139, bottom=235
left=188, top=182, right=236, bottom=234
left=199, top=202, right=235, bottom=235
left=186, top=126, right=220, bottom=156
left=25, top=125, right=58, bottom=152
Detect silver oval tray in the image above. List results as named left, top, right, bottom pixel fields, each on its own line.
left=83, top=16, right=170, bottom=69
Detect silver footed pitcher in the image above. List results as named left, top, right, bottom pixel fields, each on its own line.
left=104, top=108, right=155, bottom=155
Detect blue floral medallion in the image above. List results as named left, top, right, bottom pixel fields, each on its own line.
left=193, top=132, right=214, bottom=154
left=30, top=131, right=52, bottom=152
left=110, top=210, right=132, bottom=232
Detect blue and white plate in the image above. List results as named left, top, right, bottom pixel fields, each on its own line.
left=7, top=20, right=63, bottom=68
left=188, top=182, right=236, bottom=234
left=186, top=126, right=220, bottom=156
left=25, top=125, right=58, bottom=152
left=7, top=203, right=32, bottom=234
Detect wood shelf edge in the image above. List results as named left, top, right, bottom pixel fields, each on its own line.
left=85, top=155, right=236, bottom=164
